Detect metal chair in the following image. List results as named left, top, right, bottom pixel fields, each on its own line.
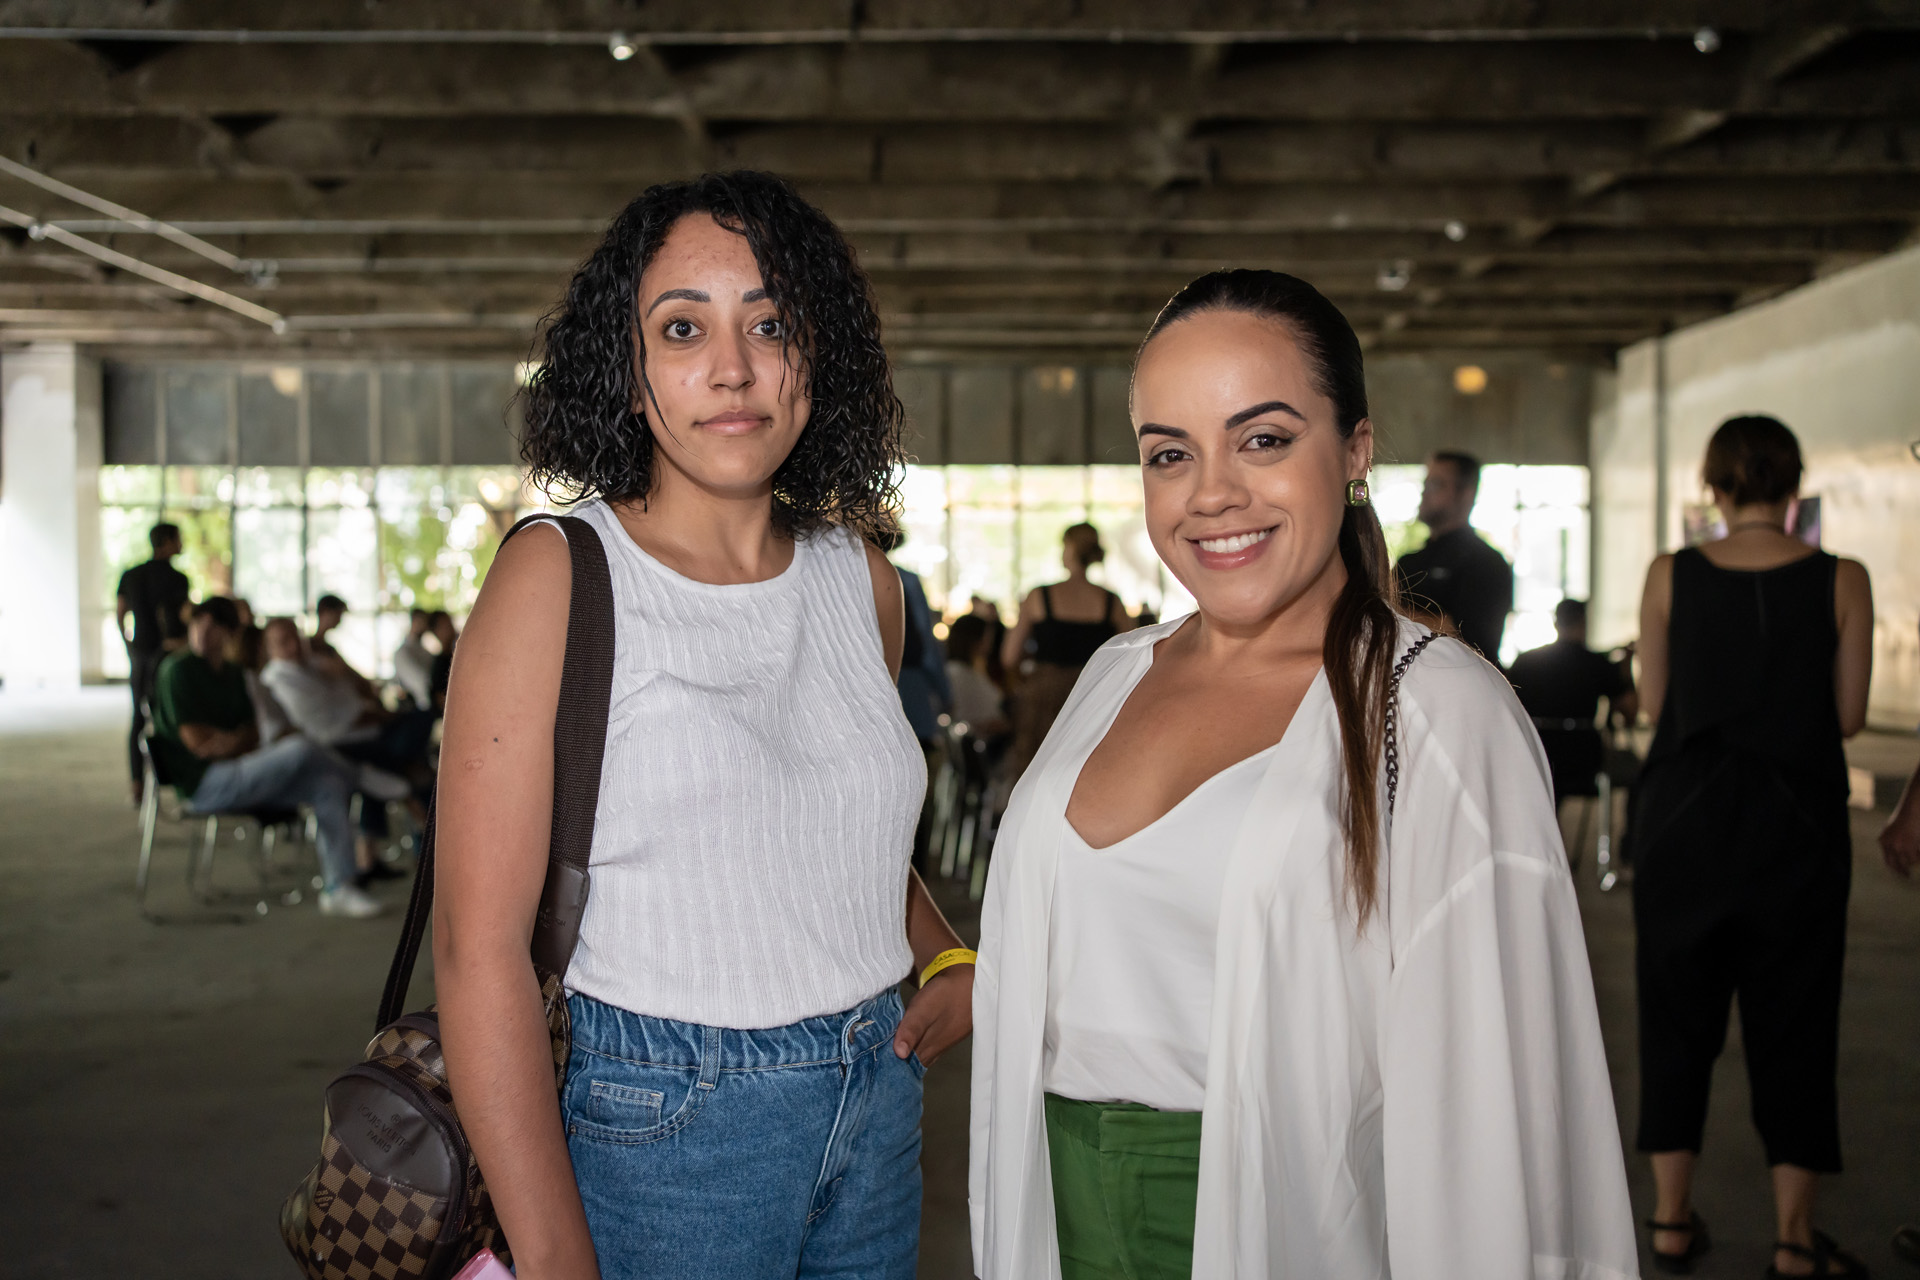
left=1533, top=717, right=1636, bottom=891
left=932, top=717, right=999, bottom=900
left=135, top=728, right=303, bottom=919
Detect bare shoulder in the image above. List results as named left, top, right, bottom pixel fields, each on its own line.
left=1644, top=552, right=1676, bottom=589
left=861, top=536, right=903, bottom=602
left=1834, top=555, right=1871, bottom=592
left=1834, top=554, right=1873, bottom=611
left=462, top=520, right=571, bottom=654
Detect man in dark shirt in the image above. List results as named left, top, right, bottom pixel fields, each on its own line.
left=1393, top=450, right=1514, bottom=661
left=1507, top=599, right=1637, bottom=805
left=151, top=597, right=381, bottom=919
left=1507, top=599, right=1636, bottom=726
left=116, top=522, right=191, bottom=798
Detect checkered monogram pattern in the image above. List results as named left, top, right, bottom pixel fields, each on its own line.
left=285, top=515, right=611, bottom=1280
left=282, top=996, right=568, bottom=1278
left=286, top=1130, right=449, bottom=1280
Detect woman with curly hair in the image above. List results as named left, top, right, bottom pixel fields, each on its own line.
left=433, top=171, right=973, bottom=1280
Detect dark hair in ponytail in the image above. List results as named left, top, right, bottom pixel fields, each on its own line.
left=1138, top=269, right=1401, bottom=929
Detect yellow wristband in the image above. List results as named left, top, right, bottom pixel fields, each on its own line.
left=919, top=947, right=977, bottom=987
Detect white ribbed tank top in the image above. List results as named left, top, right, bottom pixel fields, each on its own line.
left=534, top=500, right=924, bottom=1029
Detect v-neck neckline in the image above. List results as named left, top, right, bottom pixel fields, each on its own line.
left=1061, top=634, right=1329, bottom=850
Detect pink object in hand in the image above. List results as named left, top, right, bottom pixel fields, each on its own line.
left=450, top=1250, right=514, bottom=1280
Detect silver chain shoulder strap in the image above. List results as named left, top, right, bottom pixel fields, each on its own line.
left=1383, top=631, right=1439, bottom=828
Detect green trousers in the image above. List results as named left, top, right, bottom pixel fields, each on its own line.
left=1044, top=1092, right=1202, bottom=1280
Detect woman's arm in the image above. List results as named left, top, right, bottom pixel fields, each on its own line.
left=865, top=541, right=974, bottom=1067
left=1001, top=589, right=1040, bottom=673
left=433, top=524, right=600, bottom=1280
left=1635, top=553, right=1675, bottom=726
left=1109, top=591, right=1138, bottom=635
left=1832, top=557, right=1873, bottom=738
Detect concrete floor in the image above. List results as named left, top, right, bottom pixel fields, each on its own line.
left=2, top=687, right=1915, bottom=1279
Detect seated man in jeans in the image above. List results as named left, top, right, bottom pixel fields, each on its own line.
left=150, top=597, right=383, bottom=919
left=261, top=616, right=432, bottom=879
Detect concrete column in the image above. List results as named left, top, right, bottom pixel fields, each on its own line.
left=1, top=343, right=103, bottom=691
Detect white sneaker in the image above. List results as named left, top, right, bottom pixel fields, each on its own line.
left=318, top=884, right=384, bottom=919
left=356, top=765, right=412, bottom=802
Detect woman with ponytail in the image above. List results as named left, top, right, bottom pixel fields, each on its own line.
left=969, top=270, right=1635, bottom=1279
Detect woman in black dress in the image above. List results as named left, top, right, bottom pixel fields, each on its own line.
left=1001, top=522, right=1136, bottom=779
left=1629, top=415, right=1875, bottom=1278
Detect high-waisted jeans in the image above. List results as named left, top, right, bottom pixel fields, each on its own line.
left=562, top=987, right=925, bottom=1280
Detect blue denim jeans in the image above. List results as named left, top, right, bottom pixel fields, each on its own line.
left=188, top=734, right=357, bottom=889
left=563, top=987, right=924, bottom=1280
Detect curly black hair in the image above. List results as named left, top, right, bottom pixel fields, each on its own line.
left=519, top=170, right=902, bottom=542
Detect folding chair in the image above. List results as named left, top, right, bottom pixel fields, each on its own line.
left=1534, top=719, right=1614, bottom=888
left=135, top=728, right=303, bottom=920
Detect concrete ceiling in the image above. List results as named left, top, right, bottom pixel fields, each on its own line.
left=1, top=2, right=1918, bottom=361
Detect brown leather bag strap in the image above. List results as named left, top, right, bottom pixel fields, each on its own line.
left=377, top=512, right=616, bottom=1029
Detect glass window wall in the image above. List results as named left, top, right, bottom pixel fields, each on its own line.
left=100, top=460, right=1589, bottom=676
left=98, top=463, right=548, bottom=681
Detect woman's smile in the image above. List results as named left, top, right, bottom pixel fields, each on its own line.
left=1189, top=526, right=1275, bottom=569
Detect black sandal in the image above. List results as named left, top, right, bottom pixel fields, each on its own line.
left=1647, top=1212, right=1713, bottom=1275
left=1765, top=1230, right=1871, bottom=1278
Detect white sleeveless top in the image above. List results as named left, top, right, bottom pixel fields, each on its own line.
left=536, top=500, right=924, bottom=1030
left=1042, top=740, right=1278, bottom=1113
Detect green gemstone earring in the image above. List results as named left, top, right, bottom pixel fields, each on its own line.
left=1345, top=478, right=1371, bottom=507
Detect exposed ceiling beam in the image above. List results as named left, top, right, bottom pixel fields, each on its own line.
left=13, top=39, right=1914, bottom=123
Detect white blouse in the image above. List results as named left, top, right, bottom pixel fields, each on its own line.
left=971, top=616, right=1638, bottom=1280
left=1043, top=742, right=1277, bottom=1113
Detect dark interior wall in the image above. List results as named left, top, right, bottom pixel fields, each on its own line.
left=105, top=355, right=1592, bottom=471
left=102, top=361, right=523, bottom=468
left=899, top=355, right=1593, bottom=468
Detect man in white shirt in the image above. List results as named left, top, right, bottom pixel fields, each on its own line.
left=262, top=618, right=380, bottom=746
left=392, top=608, right=435, bottom=709
left=262, top=617, right=434, bottom=879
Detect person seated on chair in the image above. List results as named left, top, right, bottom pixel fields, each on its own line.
left=150, top=598, right=382, bottom=919
left=261, top=617, right=431, bottom=883
left=392, top=607, right=436, bottom=709
left=308, top=593, right=379, bottom=700
left=1507, top=598, right=1636, bottom=726
left=1507, top=599, right=1637, bottom=806
left=944, top=614, right=1010, bottom=740
left=426, top=609, right=459, bottom=713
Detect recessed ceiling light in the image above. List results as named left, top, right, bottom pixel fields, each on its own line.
left=1443, top=219, right=1468, bottom=242
left=1692, top=26, right=1720, bottom=53
left=608, top=33, right=638, bottom=61
left=1376, top=259, right=1413, bottom=292
left=1453, top=364, right=1489, bottom=395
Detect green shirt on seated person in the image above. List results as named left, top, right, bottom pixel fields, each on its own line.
left=150, top=648, right=254, bottom=797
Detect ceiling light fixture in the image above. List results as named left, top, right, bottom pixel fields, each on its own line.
left=1453, top=365, right=1489, bottom=395
left=1692, top=26, right=1720, bottom=53
left=1443, top=219, right=1468, bottom=242
left=608, top=32, right=637, bottom=61
left=1376, top=259, right=1413, bottom=292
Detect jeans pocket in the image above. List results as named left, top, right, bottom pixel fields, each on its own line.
left=589, top=1080, right=663, bottom=1131
left=907, top=1050, right=928, bottom=1080
left=566, top=1055, right=705, bottom=1145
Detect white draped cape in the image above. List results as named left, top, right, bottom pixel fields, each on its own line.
left=969, top=618, right=1639, bottom=1280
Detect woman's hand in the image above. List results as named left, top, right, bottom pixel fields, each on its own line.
left=895, top=964, right=975, bottom=1067
left=1882, top=761, right=1920, bottom=879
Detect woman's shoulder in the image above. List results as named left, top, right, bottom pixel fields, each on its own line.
left=1393, top=617, right=1530, bottom=743
left=1101, top=613, right=1182, bottom=654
